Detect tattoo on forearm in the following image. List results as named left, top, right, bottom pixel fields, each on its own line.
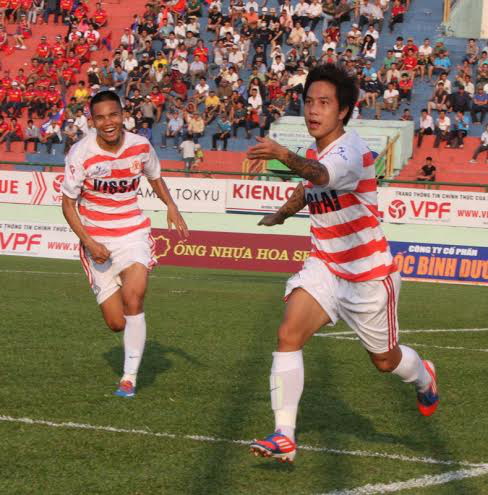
left=278, top=183, right=306, bottom=219
left=282, top=149, right=329, bottom=184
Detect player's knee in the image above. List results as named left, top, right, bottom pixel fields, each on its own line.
left=371, top=357, right=396, bottom=373
left=105, top=316, right=126, bottom=332
left=277, top=322, right=303, bottom=350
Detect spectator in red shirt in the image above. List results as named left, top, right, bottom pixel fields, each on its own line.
left=4, top=81, right=23, bottom=118
left=149, top=86, right=165, bottom=122
left=91, top=2, right=107, bottom=29
left=402, top=48, right=418, bottom=79
left=52, top=34, right=67, bottom=58
left=36, top=35, right=52, bottom=63
left=74, top=37, right=90, bottom=64
left=398, top=73, right=413, bottom=102
left=3, top=117, right=23, bottom=152
left=26, top=58, right=45, bottom=85
left=60, top=0, right=73, bottom=22
left=23, top=82, right=37, bottom=118
left=0, top=116, right=8, bottom=143
left=389, top=0, right=405, bottom=33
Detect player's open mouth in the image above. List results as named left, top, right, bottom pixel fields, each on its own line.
left=103, top=127, right=117, bottom=138
left=308, top=120, right=320, bottom=129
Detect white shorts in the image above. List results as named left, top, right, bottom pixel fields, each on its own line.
left=285, top=256, right=400, bottom=353
left=79, top=232, right=156, bottom=305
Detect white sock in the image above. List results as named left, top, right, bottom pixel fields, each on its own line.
left=122, top=313, right=146, bottom=386
left=270, top=350, right=304, bottom=442
left=392, top=345, right=431, bottom=392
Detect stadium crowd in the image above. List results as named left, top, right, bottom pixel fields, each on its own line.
left=0, top=0, right=487, bottom=162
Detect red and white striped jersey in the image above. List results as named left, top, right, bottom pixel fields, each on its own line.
left=62, top=131, right=161, bottom=243
left=304, top=130, right=396, bottom=282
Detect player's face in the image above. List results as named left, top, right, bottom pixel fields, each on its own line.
left=304, top=81, right=348, bottom=147
left=92, top=100, right=124, bottom=146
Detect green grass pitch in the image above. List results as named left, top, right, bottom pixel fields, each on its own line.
left=1, top=255, right=488, bottom=495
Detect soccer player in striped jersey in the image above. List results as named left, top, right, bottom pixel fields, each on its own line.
left=247, top=64, right=438, bottom=463
left=61, top=91, right=188, bottom=398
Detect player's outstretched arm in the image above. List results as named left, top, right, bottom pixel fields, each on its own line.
left=61, top=194, right=111, bottom=263
left=148, top=177, right=189, bottom=238
left=258, top=182, right=306, bottom=226
left=247, top=136, right=329, bottom=186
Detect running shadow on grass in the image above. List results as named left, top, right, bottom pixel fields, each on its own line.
left=103, top=340, right=200, bottom=391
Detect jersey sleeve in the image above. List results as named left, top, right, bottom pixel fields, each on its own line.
left=143, top=143, right=161, bottom=180
left=61, top=145, right=86, bottom=199
left=321, top=145, right=363, bottom=191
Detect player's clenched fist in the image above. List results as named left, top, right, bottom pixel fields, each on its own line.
left=86, top=240, right=111, bottom=264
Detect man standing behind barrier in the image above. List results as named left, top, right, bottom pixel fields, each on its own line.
left=61, top=90, right=188, bottom=398
left=247, top=64, right=439, bottom=464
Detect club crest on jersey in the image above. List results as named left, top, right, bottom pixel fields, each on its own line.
left=130, top=160, right=142, bottom=174
left=328, top=146, right=348, bottom=161
left=87, top=163, right=111, bottom=178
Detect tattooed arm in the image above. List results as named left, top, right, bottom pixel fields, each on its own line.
left=247, top=136, right=329, bottom=185
left=258, top=182, right=306, bottom=226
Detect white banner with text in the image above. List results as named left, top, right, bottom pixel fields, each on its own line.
left=0, top=171, right=226, bottom=213
left=378, top=187, right=488, bottom=228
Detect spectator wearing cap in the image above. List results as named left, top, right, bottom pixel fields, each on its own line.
left=388, top=0, right=405, bottom=33
left=63, top=119, right=79, bottom=154
left=363, top=72, right=381, bottom=108
left=120, top=27, right=136, bottom=51
left=346, top=23, right=362, bottom=46
left=416, top=108, right=434, bottom=147
left=161, top=110, right=183, bottom=149
left=23, top=119, right=40, bottom=153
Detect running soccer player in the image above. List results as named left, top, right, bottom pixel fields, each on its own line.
left=61, top=90, right=188, bottom=398
left=247, top=64, right=439, bottom=463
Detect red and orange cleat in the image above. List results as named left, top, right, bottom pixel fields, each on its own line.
left=250, top=431, right=296, bottom=463
left=417, top=360, right=439, bottom=416
left=114, top=380, right=136, bottom=398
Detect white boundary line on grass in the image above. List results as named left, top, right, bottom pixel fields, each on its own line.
left=0, top=414, right=485, bottom=469
left=317, top=328, right=488, bottom=337
left=318, top=464, right=488, bottom=495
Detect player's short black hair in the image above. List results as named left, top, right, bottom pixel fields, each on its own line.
left=90, top=90, right=123, bottom=116
left=303, top=63, right=359, bottom=126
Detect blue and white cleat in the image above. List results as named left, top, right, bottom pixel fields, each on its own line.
left=250, top=431, right=296, bottom=463
left=417, top=360, right=439, bottom=416
left=114, top=380, right=136, bottom=398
